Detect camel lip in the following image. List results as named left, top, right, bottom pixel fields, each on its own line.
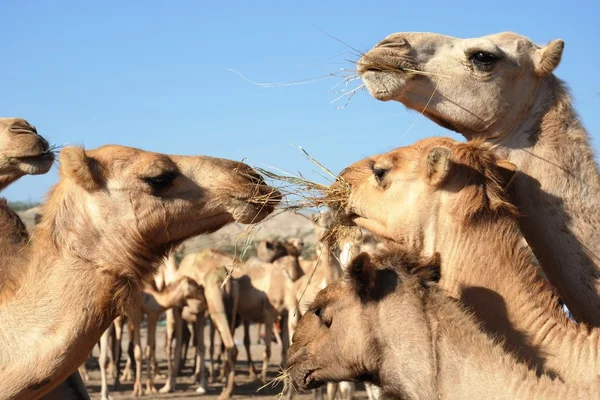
left=14, top=150, right=55, bottom=162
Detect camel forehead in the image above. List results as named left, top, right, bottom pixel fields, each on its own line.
left=384, top=31, right=535, bottom=54
left=372, top=137, right=457, bottom=165
left=87, top=145, right=177, bottom=173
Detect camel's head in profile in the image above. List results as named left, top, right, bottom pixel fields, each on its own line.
left=287, top=251, right=440, bottom=390
left=333, top=137, right=516, bottom=247
left=43, top=145, right=280, bottom=265
left=357, top=32, right=564, bottom=140
left=0, top=118, right=55, bottom=189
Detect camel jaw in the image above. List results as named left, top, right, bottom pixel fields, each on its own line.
left=13, top=151, right=55, bottom=175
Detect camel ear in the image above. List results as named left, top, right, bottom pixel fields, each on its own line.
left=59, top=147, right=102, bottom=191
left=536, top=39, right=564, bottom=76
left=426, top=146, right=452, bottom=186
left=345, top=252, right=377, bottom=301
left=496, top=160, right=517, bottom=189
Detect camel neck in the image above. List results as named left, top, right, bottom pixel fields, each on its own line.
left=430, top=213, right=600, bottom=381
left=0, top=249, right=119, bottom=399
left=494, top=77, right=600, bottom=326
left=429, top=294, right=600, bottom=400
left=143, top=282, right=186, bottom=312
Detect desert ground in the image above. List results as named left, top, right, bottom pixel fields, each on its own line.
left=82, top=322, right=368, bottom=399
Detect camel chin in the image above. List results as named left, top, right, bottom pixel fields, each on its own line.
left=13, top=151, right=55, bottom=175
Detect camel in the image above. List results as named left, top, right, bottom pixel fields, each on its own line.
left=0, top=117, right=54, bottom=191
left=0, top=117, right=54, bottom=260
left=0, top=118, right=92, bottom=400
left=166, top=248, right=240, bottom=398
left=357, top=31, right=600, bottom=326
left=257, top=238, right=302, bottom=262
left=287, top=250, right=600, bottom=400
left=0, top=144, right=279, bottom=399
left=334, top=136, right=600, bottom=382
left=231, top=251, right=306, bottom=382
left=95, top=275, right=206, bottom=399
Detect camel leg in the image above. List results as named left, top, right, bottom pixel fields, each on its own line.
left=180, top=320, right=192, bottom=374
left=160, top=307, right=182, bottom=393
left=130, top=316, right=144, bottom=396
left=243, top=320, right=259, bottom=380
left=256, top=322, right=263, bottom=344
left=99, top=329, right=111, bottom=400
left=339, top=382, right=355, bottom=400
left=144, top=312, right=159, bottom=393
left=314, top=387, right=324, bottom=400
left=260, top=313, right=275, bottom=383
left=327, top=383, right=338, bottom=400
left=121, top=321, right=135, bottom=383
left=365, top=383, right=381, bottom=400
left=78, top=360, right=90, bottom=382
left=113, top=316, right=125, bottom=389
left=193, top=314, right=209, bottom=394
left=279, top=312, right=289, bottom=367
left=209, top=320, right=217, bottom=382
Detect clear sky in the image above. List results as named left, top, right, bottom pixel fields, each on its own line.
left=2, top=0, right=599, bottom=201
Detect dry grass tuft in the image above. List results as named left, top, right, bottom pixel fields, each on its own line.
left=258, top=367, right=296, bottom=398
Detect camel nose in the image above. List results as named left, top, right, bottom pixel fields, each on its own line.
left=9, top=119, right=38, bottom=135
left=376, top=34, right=410, bottom=50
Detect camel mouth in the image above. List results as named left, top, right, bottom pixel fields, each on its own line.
left=14, top=151, right=55, bottom=174
left=230, top=187, right=281, bottom=224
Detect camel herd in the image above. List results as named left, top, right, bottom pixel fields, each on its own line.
left=0, top=29, right=599, bottom=400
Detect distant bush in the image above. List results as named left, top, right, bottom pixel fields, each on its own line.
left=8, top=201, right=41, bottom=212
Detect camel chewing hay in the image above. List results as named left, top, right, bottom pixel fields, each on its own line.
left=252, top=147, right=355, bottom=247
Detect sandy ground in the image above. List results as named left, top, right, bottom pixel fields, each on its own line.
left=83, top=322, right=368, bottom=400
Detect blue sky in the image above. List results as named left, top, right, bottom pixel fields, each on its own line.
left=2, top=0, right=599, bottom=201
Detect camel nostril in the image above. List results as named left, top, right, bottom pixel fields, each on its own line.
left=9, top=120, right=38, bottom=135
left=376, top=38, right=409, bottom=49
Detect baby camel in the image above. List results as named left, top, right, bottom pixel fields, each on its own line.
left=335, top=137, right=600, bottom=382
left=288, top=251, right=600, bottom=400
left=0, top=144, right=279, bottom=399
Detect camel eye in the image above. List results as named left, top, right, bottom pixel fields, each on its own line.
left=143, top=171, right=177, bottom=191
left=470, top=51, right=499, bottom=71
left=372, top=166, right=390, bottom=184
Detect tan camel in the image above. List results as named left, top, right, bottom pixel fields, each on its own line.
left=0, top=118, right=92, bottom=400
left=0, top=117, right=54, bottom=259
left=0, top=117, right=54, bottom=191
left=167, top=248, right=240, bottom=398
left=96, top=276, right=206, bottom=399
left=0, top=144, right=279, bottom=399
left=288, top=250, right=600, bottom=400
left=357, top=31, right=600, bottom=326
left=335, top=136, right=600, bottom=382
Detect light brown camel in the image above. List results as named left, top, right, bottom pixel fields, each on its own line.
left=334, top=136, right=600, bottom=382
left=230, top=239, right=309, bottom=379
left=0, top=144, right=279, bottom=399
left=357, top=31, right=600, bottom=326
left=97, top=276, right=206, bottom=399
left=0, top=117, right=54, bottom=261
left=287, top=251, right=600, bottom=400
left=0, top=118, right=92, bottom=400
left=167, top=248, right=240, bottom=398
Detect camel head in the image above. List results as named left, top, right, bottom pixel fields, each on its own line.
left=357, top=32, right=564, bottom=140
left=40, top=145, right=280, bottom=272
left=178, top=276, right=205, bottom=301
left=257, top=239, right=292, bottom=262
left=311, top=209, right=334, bottom=242
left=287, top=250, right=440, bottom=390
left=333, top=137, right=517, bottom=249
left=0, top=118, right=55, bottom=190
